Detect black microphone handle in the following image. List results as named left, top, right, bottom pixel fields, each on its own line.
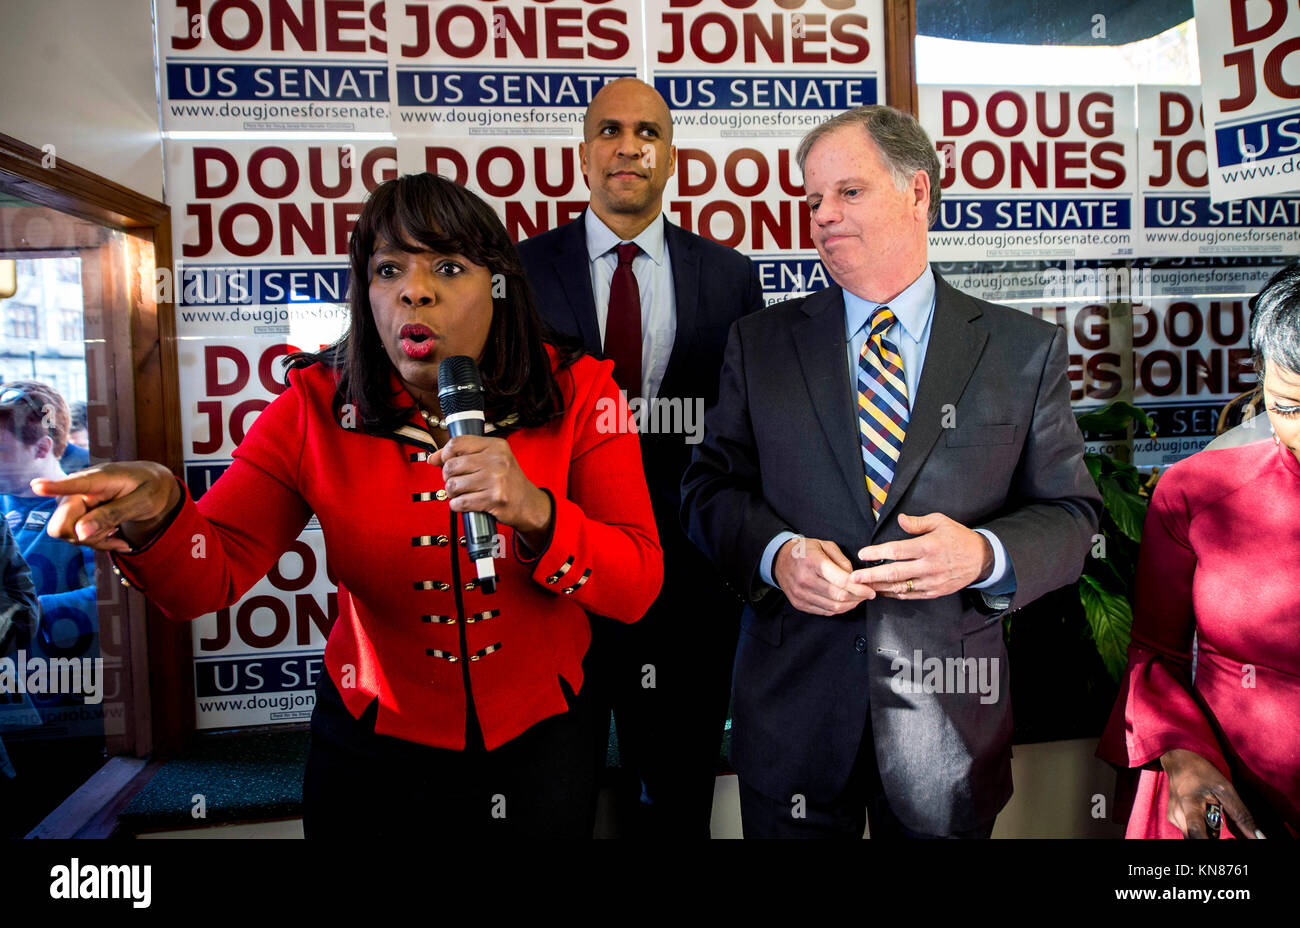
left=444, top=413, right=499, bottom=568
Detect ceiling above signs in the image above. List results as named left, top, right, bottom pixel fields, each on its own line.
left=917, top=0, right=1194, bottom=46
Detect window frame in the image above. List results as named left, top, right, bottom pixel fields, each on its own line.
left=0, top=130, right=191, bottom=760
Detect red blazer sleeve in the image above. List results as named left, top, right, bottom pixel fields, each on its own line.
left=112, top=370, right=314, bottom=620
left=526, top=360, right=663, bottom=623
left=1097, top=466, right=1230, bottom=775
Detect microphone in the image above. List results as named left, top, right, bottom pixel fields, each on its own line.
left=437, top=355, right=498, bottom=595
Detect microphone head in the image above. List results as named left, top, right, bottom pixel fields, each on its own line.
left=437, top=355, right=485, bottom=414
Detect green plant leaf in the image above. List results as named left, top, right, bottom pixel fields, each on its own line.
left=1079, top=575, right=1133, bottom=682
left=1082, top=553, right=1128, bottom=593
left=1100, top=475, right=1148, bottom=542
left=1075, top=401, right=1157, bottom=438
left=1083, top=454, right=1102, bottom=487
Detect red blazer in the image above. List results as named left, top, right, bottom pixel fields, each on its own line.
left=116, top=351, right=663, bottom=751
left=1098, top=439, right=1300, bottom=837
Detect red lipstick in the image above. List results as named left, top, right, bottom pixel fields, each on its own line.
left=399, top=323, right=436, bottom=359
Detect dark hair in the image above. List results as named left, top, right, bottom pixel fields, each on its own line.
left=287, top=173, right=579, bottom=432
left=796, top=105, right=942, bottom=228
left=69, top=401, right=87, bottom=432
left=0, top=381, right=70, bottom=457
left=1249, top=263, right=1300, bottom=375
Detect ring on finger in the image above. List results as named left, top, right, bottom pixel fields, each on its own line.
left=905, top=578, right=914, bottom=594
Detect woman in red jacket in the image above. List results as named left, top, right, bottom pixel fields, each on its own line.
left=33, top=173, right=664, bottom=838
left=1099, top=263, right=1300, bottom=839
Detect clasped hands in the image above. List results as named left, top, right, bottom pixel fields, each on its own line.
left=772, top=512, right=994, bottom=617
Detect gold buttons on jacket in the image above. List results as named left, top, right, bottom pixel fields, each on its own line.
left=435, top=489, right=448, bottom=501
left=560, top=568, right=593, bottom=595
left=414, top=580, right=451, bottom=591
left=469, top=643, right=502, bottom=662
left=545, top=556, right=576, bottom=585
left=411, top=535, right=452, bottom=547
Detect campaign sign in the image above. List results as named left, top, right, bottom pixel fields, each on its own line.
left=192, top=533, right=334, bottom=729
left=165, top=139, right=392, bottom=338
left=1128, top=265, right=1271, bottom=467
left=397, top=136, right=592, bottom=235
left=1194, top=0, right=1300, bottom=202
left=158, top=0, right=391, bottom=133
left=1138, top=85, right=1300, bottom=256
left=401, top=136, right=820, bottom=302
left=667, top=140, right=820, bottom=301
left=933, top=260, right=1275, bottom=468
left=922, top=85, right=1139, bottom=262
left=387, top=0, right=642, bottom=137
left=646, top=0, right=884, bottom=139
left=175, top=336, right=338, bottom=728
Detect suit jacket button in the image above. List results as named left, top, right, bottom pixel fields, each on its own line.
left=854, top=636, right=868, bottom=653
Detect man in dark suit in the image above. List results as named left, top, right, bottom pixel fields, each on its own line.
left=517, top=78, right=764, bottom=836
left=681, top=106, right=1102, bottom=838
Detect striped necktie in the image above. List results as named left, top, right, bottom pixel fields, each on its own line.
left=858, top=306, right=909, bottom=517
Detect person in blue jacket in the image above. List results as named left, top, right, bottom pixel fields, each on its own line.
left=0, top=383, right=97, bottom=689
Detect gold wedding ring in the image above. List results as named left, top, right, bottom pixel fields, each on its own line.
left=905, top=579, right=914, bottom=593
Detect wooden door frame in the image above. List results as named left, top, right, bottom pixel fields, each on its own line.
left=884, top=0, right=919, bottom=115
left=0, top=132, right=193, bottom=757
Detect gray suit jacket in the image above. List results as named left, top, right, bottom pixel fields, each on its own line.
left=681, top=271, right=1102, bottom=833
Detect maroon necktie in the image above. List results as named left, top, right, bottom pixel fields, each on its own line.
left=604, top=242, right=642, bottom=399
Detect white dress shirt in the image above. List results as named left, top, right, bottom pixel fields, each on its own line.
left=584, top=208, right=677, bottom=402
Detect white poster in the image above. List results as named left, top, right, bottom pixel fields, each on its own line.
left=387, top=0, right=642, bottom=137
left=1136, top=85, right=1300, bottom=257
left=165, top=140, right=364, bottom=726
left=922, top=85, right=1139, bottom=262
left=157, top=0, right=391, bottom=133
left=1194, top=0, right=1300, bottom=202
left=646, top=0, right=884, bottom=139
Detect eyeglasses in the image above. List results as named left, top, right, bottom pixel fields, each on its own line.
left=0, top=387, right=42, bottom=413
left=0, top=387, right=50, bottom=433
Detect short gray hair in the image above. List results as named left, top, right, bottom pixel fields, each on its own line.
left=1250, top=263, right=1300, bottom=374
left=796, top=105, right=941, bottom=228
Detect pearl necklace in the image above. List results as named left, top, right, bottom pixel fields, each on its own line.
left=419, top=407, right=518, bottom=434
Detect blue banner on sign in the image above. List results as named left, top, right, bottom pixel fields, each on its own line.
left=1144, top=195, right=1300, bottom=227
left=185, top=462, right=231, bottom=501
left=179, top=265, right=350, bottom=307
left=166, top=62, right=388, bottom=101
left=1213, top=110, right=1300, bottom=167
left=935, top=198, right=1131, bottom=231
left=194, top=653, right=324, bottom=698
left=654, top=74, right=875, bottom=110
left=752, top=256, right=830, bottom=295
left=396, top=69, right=632, bottom=107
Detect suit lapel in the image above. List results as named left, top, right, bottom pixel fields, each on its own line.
left=873, top=274, right=988, bottom=534
left=792, top=285, right=876, bottom=529
left=660, top=221, right=699, bottom=399
left=551, top=213, right=602, bottom=354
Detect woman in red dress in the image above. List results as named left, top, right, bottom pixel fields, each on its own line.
left=1099, top=263, right=1300, bottom=839
left=31, top=173, right=664, bottom=837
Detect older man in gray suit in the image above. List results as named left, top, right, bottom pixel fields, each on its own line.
left=681, top=106, right=1102, bottom=838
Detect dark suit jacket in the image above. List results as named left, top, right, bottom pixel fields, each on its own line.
left=680, top=272, right=1103, bottom=834
left=518, top=213, right=764, bottom=584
